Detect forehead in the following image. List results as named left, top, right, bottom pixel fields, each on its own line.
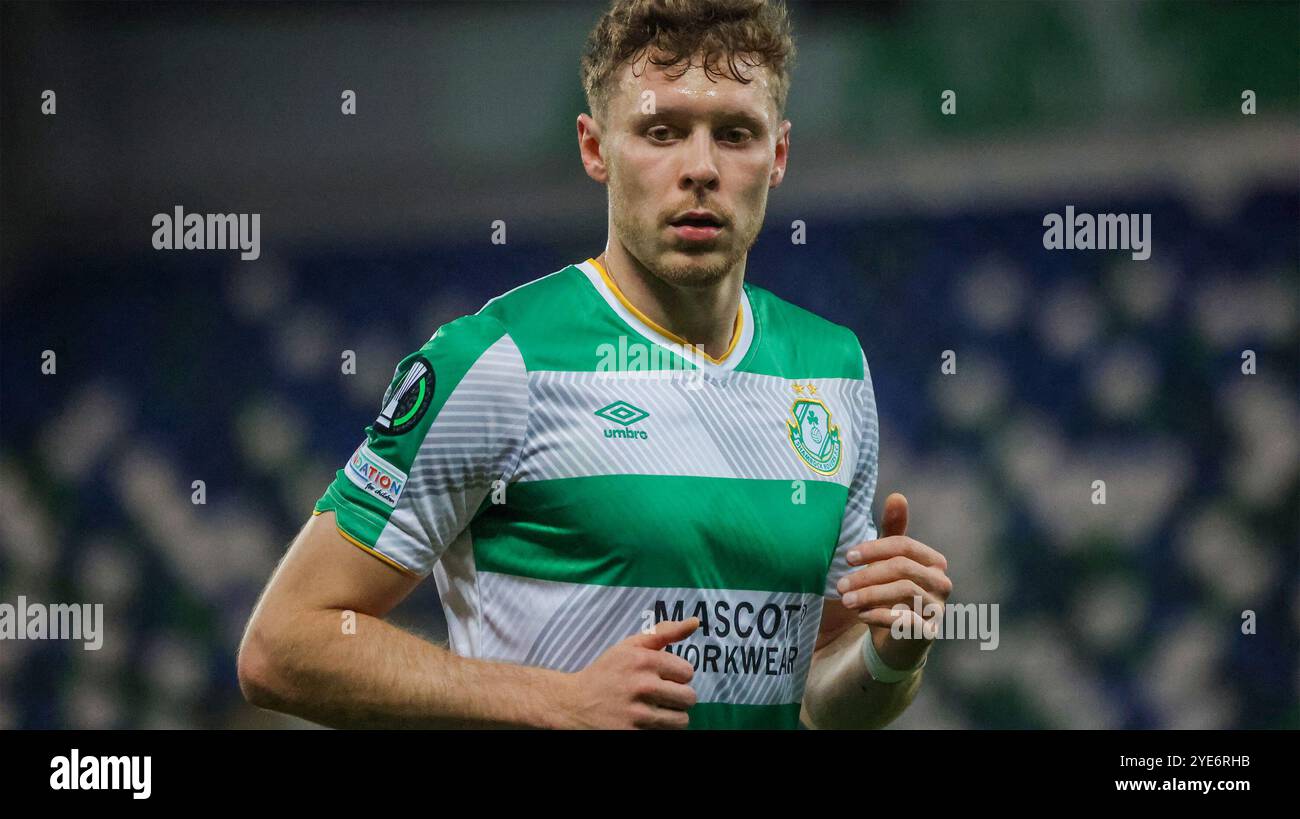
left=607, top=51, right=777, bottom=121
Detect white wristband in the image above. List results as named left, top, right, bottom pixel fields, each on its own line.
left=861, top=631, right=928, bottom=684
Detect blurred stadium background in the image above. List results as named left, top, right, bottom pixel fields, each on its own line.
left=1, top=0, right=1296, bottom=729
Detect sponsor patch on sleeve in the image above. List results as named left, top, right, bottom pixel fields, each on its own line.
left=345, top=442, right=409, bottom=508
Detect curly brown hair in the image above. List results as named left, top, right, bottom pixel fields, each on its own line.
left=580, top=0, right=796, bottom=124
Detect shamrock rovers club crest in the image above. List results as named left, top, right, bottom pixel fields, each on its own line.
left=786, top=391, right=842, bottom=476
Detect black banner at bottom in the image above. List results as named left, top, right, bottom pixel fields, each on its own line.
left=0, top=729, right=1286, bottom=807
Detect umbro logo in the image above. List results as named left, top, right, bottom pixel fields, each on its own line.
left=595, top=400, right=649, bottom=440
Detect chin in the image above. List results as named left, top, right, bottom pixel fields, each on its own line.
left=653, top=253, right=734, bottom=287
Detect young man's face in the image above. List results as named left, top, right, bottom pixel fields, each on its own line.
left=584, top=52, right=790, bottom=287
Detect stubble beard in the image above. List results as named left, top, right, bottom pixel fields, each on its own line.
left=608, top=173, right=766, bottom=290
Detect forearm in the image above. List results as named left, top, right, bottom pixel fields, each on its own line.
left=239, top=606, right=571, bottom=729
left=800, top=623, right=924, bottom=730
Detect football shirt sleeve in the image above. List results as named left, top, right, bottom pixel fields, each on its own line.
left=825, top=348, right=880, bottom=598
left=313, top=312, right=528, bottom=577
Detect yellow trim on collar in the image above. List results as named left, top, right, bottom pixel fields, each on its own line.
left=588, top=257, right=743, bottom=365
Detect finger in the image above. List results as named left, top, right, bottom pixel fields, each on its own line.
left=856, top=607, right=904, bottom=629
left=882, top=492, right=908, bottom=538
left=639, top=705, right=692, bottom=730
left=848, top=536, right=947, bottom=570
left=653, top=651, right=696, bottom=684
left=630, top=617, right=700, bottom=650
left=644, top=680, right=698, bottom=712
left=836, top=556, right=953, bottom=597
left=858, top=606, right=940, bottom=640
left=856, top=606, right=918, bottom=630
left=863, top=610, right=941, bottom=642
left=841, top=578, right=944, bottom=613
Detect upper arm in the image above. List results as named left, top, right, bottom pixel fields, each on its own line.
left=253, top=510, right=422, bottom=624
left=238, top=509, right=422, bottom=706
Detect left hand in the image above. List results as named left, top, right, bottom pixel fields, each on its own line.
left=835, top=492, right=952, bottom=671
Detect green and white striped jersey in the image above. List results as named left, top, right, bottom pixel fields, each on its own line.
left=314, top=258, right=880, bottom=729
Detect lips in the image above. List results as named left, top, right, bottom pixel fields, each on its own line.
left=669, top=210, right=725, bottom=229
left=668, top=210, right=726, bottom=242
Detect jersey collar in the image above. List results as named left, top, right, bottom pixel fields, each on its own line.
left=578, top=257, right=755, bottom=373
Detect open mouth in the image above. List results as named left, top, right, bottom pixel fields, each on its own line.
left=669, top=215, right=724, bottom=229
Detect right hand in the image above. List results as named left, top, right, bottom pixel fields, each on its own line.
left=557, top=617, right=700, bottom=729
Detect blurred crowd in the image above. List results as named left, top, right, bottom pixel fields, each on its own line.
left=1, top=184, right=1295, bottom=728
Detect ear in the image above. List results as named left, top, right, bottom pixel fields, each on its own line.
left=769, top=119, right=791, bottom=189
left=577, top=113, right=608, bottom=184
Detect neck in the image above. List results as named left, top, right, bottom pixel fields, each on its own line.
left=596, top=242, right=745, bottom=362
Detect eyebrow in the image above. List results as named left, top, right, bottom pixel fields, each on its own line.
left=632, top=106, right=768, bottom=130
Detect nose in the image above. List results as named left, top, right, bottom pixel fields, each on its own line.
left=678, top=127, right=719, bottom=193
